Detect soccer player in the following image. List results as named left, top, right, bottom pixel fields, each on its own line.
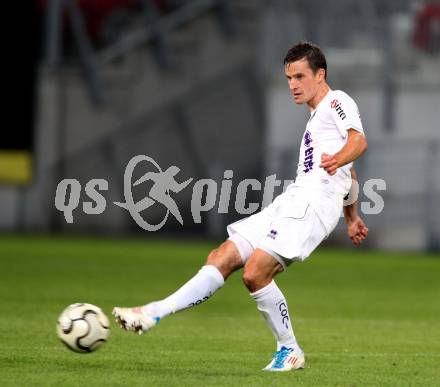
left=113, top=41, right=369, bottom=371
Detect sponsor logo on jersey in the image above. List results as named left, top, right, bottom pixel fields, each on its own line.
left=303, top=130, right=314, bottom=173
left=304, top=130, right=312, bottom=147
left=304, top=148, right=314, bottom=173
left=330, top=99, right=346, bottom=120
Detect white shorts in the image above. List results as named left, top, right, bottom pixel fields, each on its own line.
left=227, top=186, right=342, bottom=269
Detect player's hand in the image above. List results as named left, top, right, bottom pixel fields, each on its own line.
left=320, top=153, right=339, bottom=175
left=347, top=216, right=369, bottom=247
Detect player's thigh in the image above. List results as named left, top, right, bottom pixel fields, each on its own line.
left=226, top=208, right=274, bottom=264
left=258, top=205, right=328, bottom=268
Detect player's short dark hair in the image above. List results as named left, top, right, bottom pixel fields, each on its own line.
left=283, top=42, right=327, bottom=79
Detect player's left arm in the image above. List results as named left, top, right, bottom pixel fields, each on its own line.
left=320, top=129, right=368, bottom=175
left=344, top=168, right=369, bottom=246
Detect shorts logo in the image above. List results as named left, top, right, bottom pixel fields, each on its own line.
left=267, top=229, right=278, bottom=239
left=330, top=99, right=346, bottom=120
left=303, top=130, right=314, bottom=173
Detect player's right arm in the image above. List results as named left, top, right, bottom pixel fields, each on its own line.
left=320, top=91, right=367, bottom=175
left=344, top=168, right=369, bottom=246
left=320, top=129, right=367, bottom=175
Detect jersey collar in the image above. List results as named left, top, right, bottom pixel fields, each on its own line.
left=309, top=88, right=333, bottom=118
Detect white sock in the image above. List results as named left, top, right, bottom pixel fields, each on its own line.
left=142, top=265, right=224, bottom=319
left=251, top=280, right=299, bottom=351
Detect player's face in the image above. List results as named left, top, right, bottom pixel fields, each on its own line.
left=285, top=59, right=324, bottom=105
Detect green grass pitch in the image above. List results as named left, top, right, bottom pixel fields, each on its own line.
left=0, top=235, right=439, bottom=386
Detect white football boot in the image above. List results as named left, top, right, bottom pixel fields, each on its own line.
left=263, top=346, right=305, bottom=372
left=112, top=306, right=160, bottom=335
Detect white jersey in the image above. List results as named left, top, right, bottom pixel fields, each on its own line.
left=227, top=89, right=365, bottom=259
left=290, top=89, right=364, bottom=198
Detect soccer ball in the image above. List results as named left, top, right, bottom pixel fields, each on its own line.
left=56, top=303, right=110, bottom=353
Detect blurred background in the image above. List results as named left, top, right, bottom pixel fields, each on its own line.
left=1, top=0, right=439, bottom=251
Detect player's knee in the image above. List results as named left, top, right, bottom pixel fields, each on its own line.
left=242, top=266, right=268, bottom=292
left=205, top=241, right=242, bottom=280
